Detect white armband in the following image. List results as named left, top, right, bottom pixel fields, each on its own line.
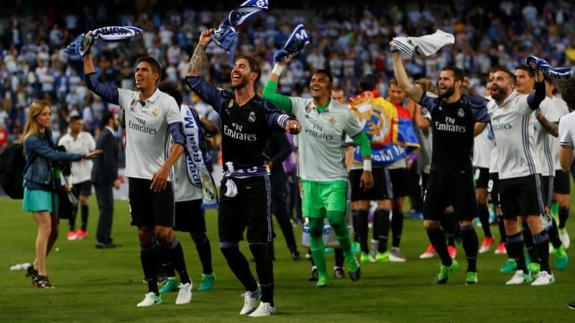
left=272, top=63, right=286, bottom=76
left=363, top=159, right=372, bottom=172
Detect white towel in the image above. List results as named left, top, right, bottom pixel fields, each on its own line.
left=393, top=29, right=455, bottom=58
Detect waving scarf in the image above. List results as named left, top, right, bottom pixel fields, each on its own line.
left=211, top=0, right=269, bottom=55
left=63, top=26, right=142, bottom=57
left=525, top=56, right=574, bottom=80
left=181, top=105, right=218, bottom=206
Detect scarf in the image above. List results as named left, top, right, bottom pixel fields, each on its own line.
left=181, top=105, right=218, bottom=205
left=211, top=0, right=269, bottom=55
left=525, top=56, right=574, bottom=80
left=392, top=29, right=454, bottom=58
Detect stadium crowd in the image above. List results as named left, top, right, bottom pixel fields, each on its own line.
left=0, top=0, right=574, bottom=148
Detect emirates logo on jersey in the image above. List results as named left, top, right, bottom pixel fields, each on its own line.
left=248, top=111, right=256, bottom=123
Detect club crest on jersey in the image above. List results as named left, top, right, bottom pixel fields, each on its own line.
left=305, top=104, right=312, bottom=113
left=150, top=106, right=160, bottom=117
left=328, top=116, right=336, bottom=125
left=248, top=111, right=256, bottom=123
left=457, top=108, right=465, bottom=118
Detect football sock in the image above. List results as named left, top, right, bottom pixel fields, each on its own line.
left=533, top=230, right=551, bottom=273
left=327, top=211, right=353, bottom=256
left=427, top=227, right=452, bottom=267
left=249, top=243, right=274, bottom=306
left=352, top=209, right=369, bottom=253
left=506, top=233, right=527, bottom=272
left=220, top=242, right=258, bottom=292
left=374, top=208, right=391, bottom=253
left=308, top=217, right=327, bottom=275
left=391, top=210, right=404, bottom=248
left=559, top=207, right=569, bottom=229
left=191, top=232, right=213, bottom=275
left=81, top=204, right=89, bottom=231
left=163, top=239, right=190, bottom=284
left=140, top=243, right=159, bottom=295
left=460, top=224, right=479, bottom=272
left=478, top=204, right=492, bottom=237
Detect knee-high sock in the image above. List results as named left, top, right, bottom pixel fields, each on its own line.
left=559, top=207, right=569, bottom=229
left=191, top=232, right=213, bottom=275
left=478, top=204, right=492, bottom=238
left=308, top=218, right=326, bottom=275
left=460, top=224, right=479, bottom=272
left=69, top=203, right=78, bottom=231
left=441, top=210, right=457, bottom=246
left=155, top=241, right=175, bottom=278
left=506, top=233, right=527, bottom=272
left=391, top=211, right=404, bottom=248
left=249, top=243, right=274, bottom=306
left=326, top=211, right=352, bottom=257
left=162, top=239, right=190, bottom=284
left=334, top=248, right=344, bottom=267
left=352, top=210, right=369, bottom=253
left=140, top=243, right=159, bottom=294
left=533, top=230, right=551, bottom=273
left=497, top=217, right=507, bottom=243
left=80, top=203, right=89, bottom=231
left=220, top=243, right=258, bottom=292
left=374, top=208, right=391, bottom=253
left=427, top=227, right=452, bottom=267
left=547, top=218, right=563, bottom=249
left=522, top=222, right=539, bottom=264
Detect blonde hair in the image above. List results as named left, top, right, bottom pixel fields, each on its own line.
left=23, top=100, right=51, bottom=138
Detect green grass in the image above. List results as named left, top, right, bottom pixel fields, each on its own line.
left=1, top=196, right=574, bottom=322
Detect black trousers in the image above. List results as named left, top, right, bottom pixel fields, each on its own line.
left=94, top=183, right=114, bottom=244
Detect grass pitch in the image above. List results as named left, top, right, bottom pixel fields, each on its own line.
left=1, top=196, right=574, bottom=322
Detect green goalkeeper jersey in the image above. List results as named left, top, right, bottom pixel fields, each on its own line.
left=263, top=81, right=365, bottom=181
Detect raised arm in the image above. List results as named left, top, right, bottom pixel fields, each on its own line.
left=390, top=48, right=423, bottom=102
left=527, top=70, right=546, bottom=110
left=262, top=55, right=293, bottom=113
left=187, top=29, right=213, bottom=77
left=536, top=111, right=559, bottom=137
left=84, top=52, right=119, bottom=105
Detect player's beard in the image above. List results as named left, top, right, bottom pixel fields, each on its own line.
left=438, top=85, right=455, bottom=99
left=231, top=74, right=249, bottom=90
left=491, top=85, right=508, bottom=102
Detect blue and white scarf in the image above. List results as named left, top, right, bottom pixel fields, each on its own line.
left=525, top=56, right=574, bottom=80
left=181, top=105, right=218, bottom=205
left=273, top=24, right=310, bottom=63
left=63, top=26, right=142, bottom=57
left=211, top=0, right=269, bottom=55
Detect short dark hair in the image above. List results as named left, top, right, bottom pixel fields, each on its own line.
left=100, top=110, right=115, bottom=128
left=235, top=55, right=261, bottom=83
left=441, top=66, right=465, bottom=82
left=136, top=56, right=162, bottom=79
left=492, top=66, right=516, bottom=83
left=314, top=69, right=333, bottom=85
left=69, top=115, right=82, bottom=123
left=158, top=81, right=182, bottom=106
left=515, top=65, right=535, bottom=78
left=359, top=74, right=378, bottom=91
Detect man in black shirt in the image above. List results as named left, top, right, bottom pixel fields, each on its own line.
left=391, top=46, right=490, bottom=285
left=186, top=28, right=301, bottom=317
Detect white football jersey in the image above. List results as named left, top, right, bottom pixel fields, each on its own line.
left=58, top=131, right=96, bottom=184
left=489, top=91, right=538, bottom=180
left=119, top=88, right=183, bottom=180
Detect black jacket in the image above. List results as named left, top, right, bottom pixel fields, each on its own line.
left=91, top=127, right=119, bottom=185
